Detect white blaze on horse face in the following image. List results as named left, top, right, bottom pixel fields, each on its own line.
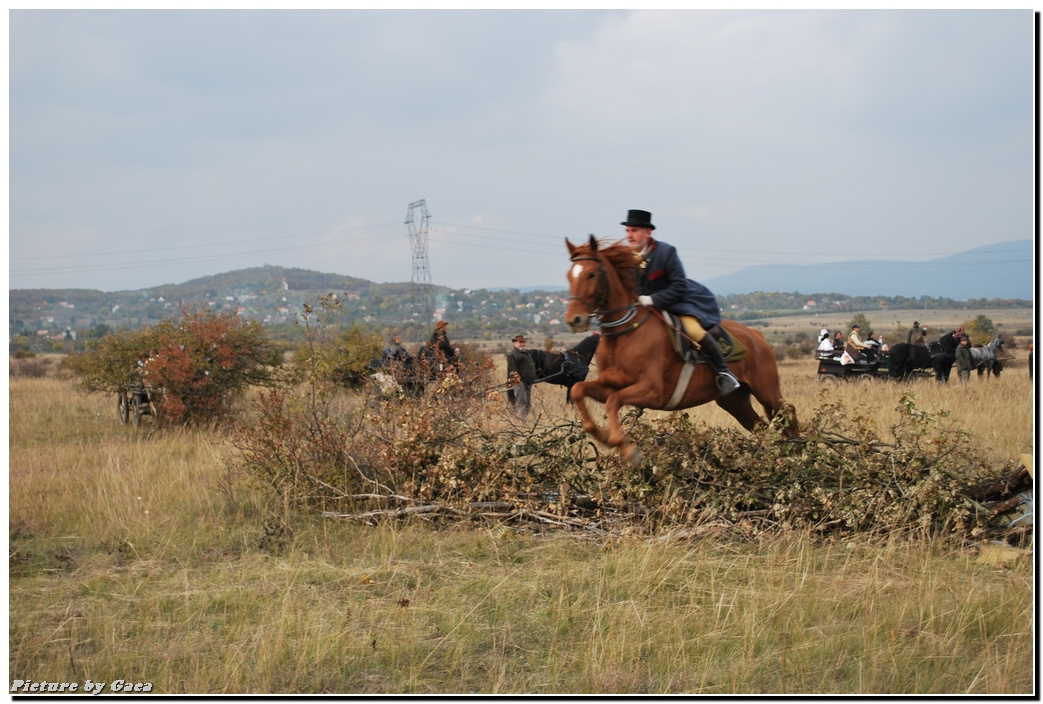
left=570, top=263, right=584, bottom=283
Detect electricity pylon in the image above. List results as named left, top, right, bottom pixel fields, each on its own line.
left=406, top=199, right=434, bottom=328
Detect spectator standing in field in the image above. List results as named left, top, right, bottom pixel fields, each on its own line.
left=506, top=334, right=537, bottom=420
left=956, top=334, right=974, bottom=384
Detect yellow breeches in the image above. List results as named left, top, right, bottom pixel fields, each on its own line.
left=679, top=315, right=707, bottom=342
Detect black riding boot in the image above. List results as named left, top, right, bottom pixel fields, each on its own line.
left=699, top=334, right=740, bottom=395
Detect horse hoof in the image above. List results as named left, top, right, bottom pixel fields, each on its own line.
left=625, top=446, right=643, bottom=469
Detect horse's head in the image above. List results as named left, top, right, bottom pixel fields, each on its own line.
left=565, top=235, right=638, bottom=332
left=566, top=235, right=606, bottom=332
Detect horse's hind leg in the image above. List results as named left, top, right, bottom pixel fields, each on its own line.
left=714, top=388, right=763, bottom=432
left=742, top=377, right=799, bottom=435
left=570, top=381, right=611, bottom=445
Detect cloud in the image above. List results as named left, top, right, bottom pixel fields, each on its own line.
left=9, top=9, right=1034, bottom=292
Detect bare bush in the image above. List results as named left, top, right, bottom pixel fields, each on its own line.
left=10, top=357, right=51, bottom=379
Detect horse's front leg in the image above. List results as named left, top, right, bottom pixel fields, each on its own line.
left=602, top=381, right=667, bottom=468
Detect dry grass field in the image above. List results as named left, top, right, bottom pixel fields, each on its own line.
left=8, top=313, right=1035, bottom=695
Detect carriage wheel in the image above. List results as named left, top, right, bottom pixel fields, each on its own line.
left=857, top=373, right=875, bottom=384
left=818, top=374, right=838, bottom=384
left=117, top=392, right=129, bottom=425
left=130, top=394, right=143, bottom=428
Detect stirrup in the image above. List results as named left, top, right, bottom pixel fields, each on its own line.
left=716, top=372, right=740, bottom=395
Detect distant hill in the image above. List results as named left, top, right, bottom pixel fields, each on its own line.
left=702, top=240, right=1033, bottom=299
left=10, top=252, right=1033, bottom=354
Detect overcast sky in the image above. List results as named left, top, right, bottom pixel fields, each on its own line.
left=8, top=8, right=1037, bottom=293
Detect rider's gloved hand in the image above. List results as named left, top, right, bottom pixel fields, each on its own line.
left=637, top=295, right=654, bottom=307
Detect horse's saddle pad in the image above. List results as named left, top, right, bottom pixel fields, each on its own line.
left=661, top=312, right=746, bottom=363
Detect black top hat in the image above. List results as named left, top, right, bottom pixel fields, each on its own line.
left=621, top=209, right=655, bottom=230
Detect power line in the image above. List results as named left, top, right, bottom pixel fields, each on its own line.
left=11, top=209, right=1029, bottom=282
left=430, top=218, right=1030, bottom=259
left=10, top=221, right=401, bottom=261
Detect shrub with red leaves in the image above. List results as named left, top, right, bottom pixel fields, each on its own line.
left=67, top=305, right=281, bottom=427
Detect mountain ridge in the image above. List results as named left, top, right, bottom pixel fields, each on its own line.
left=11, top=241, right=1033, bottom=301
left=701, top=240, right=1033, bottom=299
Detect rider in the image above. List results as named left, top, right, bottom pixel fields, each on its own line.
left=424, top=320, right=458, bottom=372
left=908, top=321, right=927, bottom=345
left=622, top=209, right=740, bottom=395
left=381, top=333, right=412, bottom=367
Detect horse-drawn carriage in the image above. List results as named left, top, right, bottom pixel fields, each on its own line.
left=816, top=353, right=891, bottom=383
left=117, top=382, right=160, bottom=427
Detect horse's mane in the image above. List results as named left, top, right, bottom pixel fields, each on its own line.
left=575, top=239, right=638, bottom=296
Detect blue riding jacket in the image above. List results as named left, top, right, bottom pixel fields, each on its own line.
left=636, top=239, right=722, bottom=328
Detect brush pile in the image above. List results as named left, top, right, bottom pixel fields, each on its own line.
left=233, top=372, right=1032, bottom=545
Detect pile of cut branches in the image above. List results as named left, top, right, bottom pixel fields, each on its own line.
left=233, top=376, right=1030, bottom=543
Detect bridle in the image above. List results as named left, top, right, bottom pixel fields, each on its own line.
left=568, top=254, right=645, bottom=337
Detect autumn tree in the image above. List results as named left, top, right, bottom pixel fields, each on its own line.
left=66, top=306, right=281, bottom=426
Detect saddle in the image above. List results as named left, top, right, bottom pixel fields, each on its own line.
left=660, top=312, right=747, bottom=363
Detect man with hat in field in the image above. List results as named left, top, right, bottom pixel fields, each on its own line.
left=424, top=319, right=458, bottom=372
left=622, top=209, right=740, bottom=395
left=506, top=334, right=537, bottom=419
left=955, top=333, right=973, bottom=384
left=907, top=321, right=926, bottom=345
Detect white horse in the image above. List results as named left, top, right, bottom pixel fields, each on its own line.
left=969, top=335, right=1005, bottom=378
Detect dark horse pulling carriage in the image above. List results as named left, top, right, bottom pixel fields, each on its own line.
left=523, top=333, right=600, bottom=403
left=888, top=330, right=961, bottom=382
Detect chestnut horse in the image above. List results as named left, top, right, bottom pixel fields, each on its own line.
left=565, top=235, right=797, bottom=467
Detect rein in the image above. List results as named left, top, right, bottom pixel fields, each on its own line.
left=569, top=254, right=645, bottom=337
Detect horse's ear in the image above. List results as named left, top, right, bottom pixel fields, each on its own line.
left=587, top=234, right=598, bottom=251
left=566, top=238, right=577, bottom=256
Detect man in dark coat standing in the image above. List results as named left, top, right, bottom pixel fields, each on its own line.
left=622, top=209, right=739, bottom=395
left=955, top=334, right=974, bottom=384
left=425, top=320, right=458, bottom=372
left=506, top=334, right=537, bottom=419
